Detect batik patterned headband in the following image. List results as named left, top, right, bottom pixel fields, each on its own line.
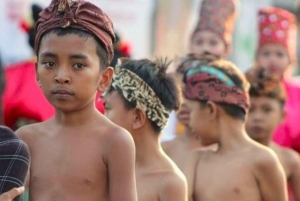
left=112, top=66, right=171, bottom=129
left=184, top=65, right=250, bottom=112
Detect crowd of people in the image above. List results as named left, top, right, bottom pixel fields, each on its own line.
left=0, top=0, right=300, bottom=200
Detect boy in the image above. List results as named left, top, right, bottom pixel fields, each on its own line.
left=162, top=0, right=237, bottom=168
left=245, top=68, right=300, bottom=201
left=104, top=58, right=187, bottom=201
left=255, top=7, right=300, bottom=155
left=0, top=126, right=30, bottom=201
left=16, top=0, right=137, bottom=200
left=183, top=55, right=287, bottom=201
left=162, top=54, right=217, bottom=171
left=189, top=0, right=237, bottom=57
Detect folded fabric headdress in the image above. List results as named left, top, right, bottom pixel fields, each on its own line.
left=193, top=0, right=237, bottom=46
left=35, top=0, right=115, bottom=63
left=184, top=60, right=250, bottom=112
left=258, top=7, right=297, bottom=63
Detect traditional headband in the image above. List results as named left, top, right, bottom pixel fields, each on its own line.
left=111, top=66, right=171, bottom=129
left=184, top=65, right=250, bottom=112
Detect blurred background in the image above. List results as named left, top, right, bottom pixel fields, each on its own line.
left=1, top=0, right=300, bottom=73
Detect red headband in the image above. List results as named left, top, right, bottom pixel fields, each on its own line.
left=184, top=68, right=250, bottom=112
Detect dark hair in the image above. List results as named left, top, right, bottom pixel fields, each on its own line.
left=108, top=58, right=182, bottom=133
left=183, top=54, right=249, bottom=120
left=28, top=4, right=43, bottom=50
left=246, top=68, right=286, bottom=106
left=38, top=28, right=109, bottom=68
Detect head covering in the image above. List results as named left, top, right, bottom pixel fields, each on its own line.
left=193, top=0, right=237, bottom=46
left=183, top=60, right=250, bottom=112
left=258, top=7, right=297, bottom=62
left=246, top=67, right=286, bottom=103
left=0, top=126, right=30, bottom=201
left=35, top=0, right=115, bottom=63
left=111, top=60, right=171, bottom=130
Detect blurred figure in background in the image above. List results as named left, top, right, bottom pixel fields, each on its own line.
left=162, top=0, right=237, bottom=171
left=254, top=7, right=300, bottom=155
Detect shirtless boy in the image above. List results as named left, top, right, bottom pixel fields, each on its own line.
left=16, top=0, right=137, bottom=200
left=104, top=58, right=187, bottom=201
left=162, top=0, right=237, bottom=170
left=246, top=68, right=300, bottom=201
left=183, top=56, right=287, bottom=201
left=162, top=55, right=217, bottom=171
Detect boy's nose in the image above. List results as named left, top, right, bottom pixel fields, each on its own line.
left=54, top=69, right=71, bottom=84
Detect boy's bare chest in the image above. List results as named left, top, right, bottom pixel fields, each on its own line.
left=194, top=156, right=260, bottom=201
left=29, top=134, right=107, bottom=193
left=136, top=171, right=165, bottom=201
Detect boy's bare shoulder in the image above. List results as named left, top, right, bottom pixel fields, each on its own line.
left=158, top=165, right=187, bottom=200
left=273, top=144, right=300, bottom=167
left=100, top=119, right=134, bottom=144
left=15, top=121, right=50, bottom=144
left=248, top=142, right=281, bottom=172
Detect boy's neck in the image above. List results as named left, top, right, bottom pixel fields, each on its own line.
left=132, top=129, right=163, bottom=167
left=179, top=126, right=201, bottom=149
left=254, top=137, right=271, bottom=147
left=216, top=117, right=251, bottom=154
left=54, top=102, right=99, bottom=127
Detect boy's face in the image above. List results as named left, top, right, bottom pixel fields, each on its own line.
left=257, top=44, right=290, bottom=76
left=185, top=99, right=217, bottom=145
left=175, top=75, right=190, bottom=126
left=190, top=30, right=227, bottom=58
left=37, top=33, right=112, bottom=112
left=246, top=96, right=284, bottom=142
left=104, top=91, right=134, bottom=133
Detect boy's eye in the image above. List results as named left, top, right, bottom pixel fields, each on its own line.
left=262, top=107, right=272, bottom=113
left=73, top=63, right=85, bottom=69
left=262, top=51, right=270, bottom=57
left=276, top=52, right=284, bottom=58
left=209, top=40, right=218, bottom=46
left=43, top=61, right=55, bottom=68
left=196, top=39, right=203, bottom=45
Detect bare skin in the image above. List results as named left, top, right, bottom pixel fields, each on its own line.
left=105, top=90, right=187, bottom=201
left=271, top=143, right=300, bottom=201
left=162, top=129, right=202, bottom=171
left=246, top=96, right=300, bottom=201
left=16, top=33, right=137, bottom=201
left=0, top=187, right=25, bottom=201
left=184, top=100, right=287, bottom=201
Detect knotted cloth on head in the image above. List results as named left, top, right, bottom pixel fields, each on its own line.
left=35, top=0, right=115, bottom=63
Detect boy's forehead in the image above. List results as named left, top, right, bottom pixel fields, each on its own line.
left=38, top=33, right=98, bottom=57
left=250, top=96, right=280, bottom=105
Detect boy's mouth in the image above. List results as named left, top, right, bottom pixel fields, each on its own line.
left=52, top=89, right=74, bottom=95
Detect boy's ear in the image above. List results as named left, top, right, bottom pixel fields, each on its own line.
left=132, top=108, right=146, bottom=130
left=98, top=67, right=114, bottom=93
left=35, top=62, right=41, bottom=87
left=206, top=101, right=218, bottom=120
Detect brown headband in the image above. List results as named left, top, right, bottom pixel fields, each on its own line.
left=184, top=66, right=250, bottom=112
left=35, top=0, right=115, bottom=63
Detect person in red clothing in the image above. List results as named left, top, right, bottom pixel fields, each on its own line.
left=255, top=7, right=300, bottom=157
